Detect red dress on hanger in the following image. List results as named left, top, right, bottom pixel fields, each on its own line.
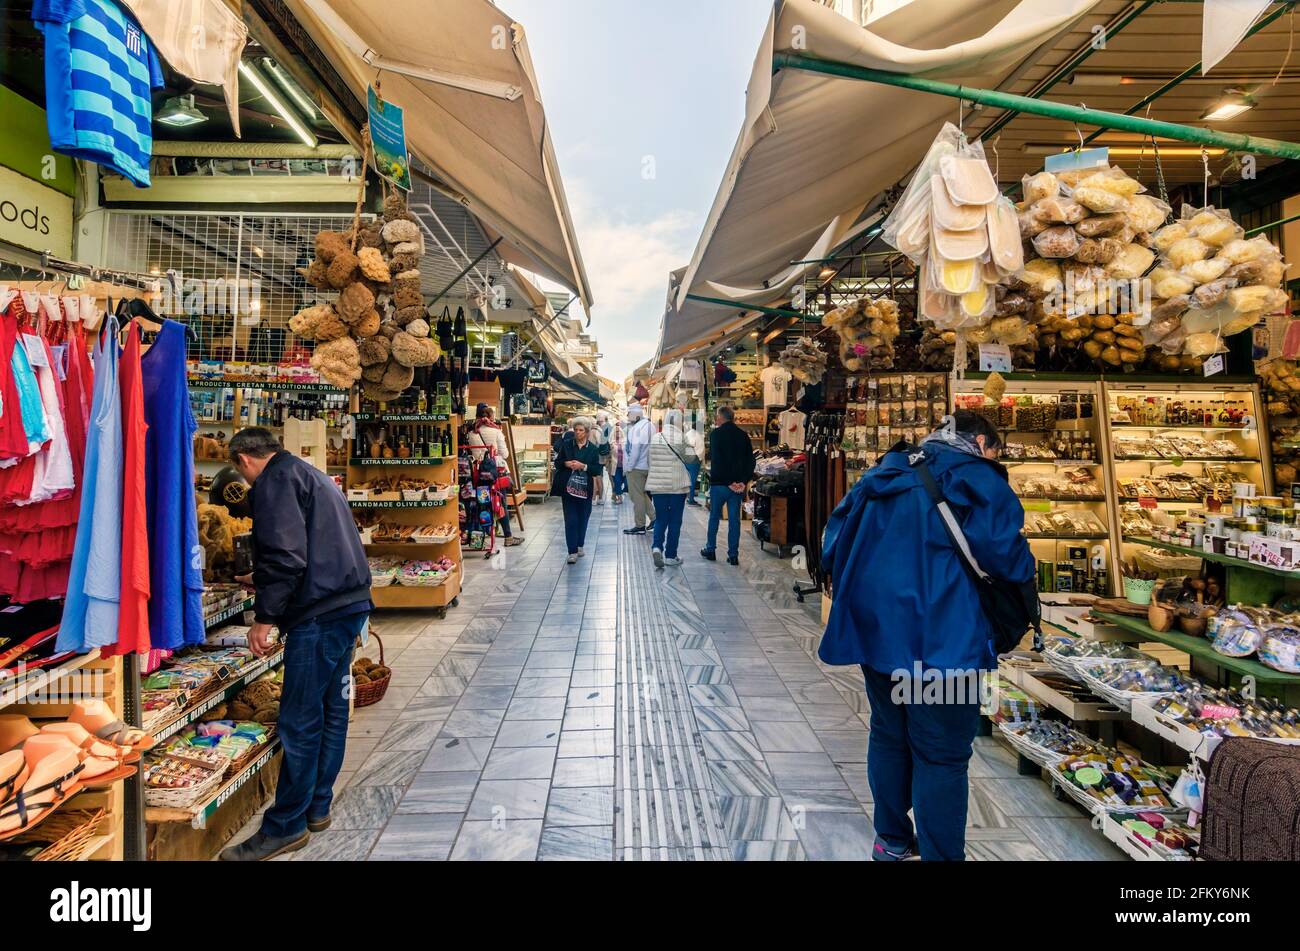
left=107, top=322, right=150, bottom=655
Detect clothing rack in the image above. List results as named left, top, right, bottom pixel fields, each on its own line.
left=796, top=411, right=847, bottom=603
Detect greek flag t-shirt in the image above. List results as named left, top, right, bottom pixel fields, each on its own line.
left=33, top=0, right=165, bottom=187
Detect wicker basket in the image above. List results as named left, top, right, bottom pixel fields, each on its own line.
left=144, top=760, right=228, bottom=809
left=354, top=633, right=391, bottom=708
left=11, top=808, right=107, bottom=860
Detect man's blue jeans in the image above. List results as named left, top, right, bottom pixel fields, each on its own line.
left=861, top=666, right=981, bottom=861
left=651, top=493, right=686, bottom=559
left=260, top=612, right=369, bottom=839
left=685, top=461, right=701, bottom=502
left=705, top=485, right=743, bottom=559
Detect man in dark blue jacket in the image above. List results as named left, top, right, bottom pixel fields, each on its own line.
left=819, top=411, right=1034, bottom=862
left=220, top=429, right=372, bottom=861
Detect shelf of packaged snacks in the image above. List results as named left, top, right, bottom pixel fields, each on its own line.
left=349, top=457, right=454, bottom=467
left=1020, top=496, right=1108, bottom=504
left=145, top=737, right=282, bottom=829
left=1113, top=456, right=1261, bottom=463
left=1025, top=533, right=1110, bottom=541
left=1003, top=458, right=1100, bottom=467
left=349, top=499, right=449, bottom=510
left=1111, top=425, right=1251, bottom=434
left=146, top=650, right=285, bottom=743
left=203, top=598, right=253, bottom=631
left=188, top=379, right=346, bottom=394
left=350, top=413, right=450, bottom=423
left=1093, top=612, right=1300, bottom=685
left=0, top=649, right=103, bottom=710
left=1122, top=536, right=1300, bottom=582
left=370, top=576, right=460, bottom=609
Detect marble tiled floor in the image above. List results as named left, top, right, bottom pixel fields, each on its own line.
left=231, top=494, right=1123, bottom=861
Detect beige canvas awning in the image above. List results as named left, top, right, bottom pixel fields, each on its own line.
left=658, top=0, right=1102, bottom=361
left=284, top=0, right=593, bottom=311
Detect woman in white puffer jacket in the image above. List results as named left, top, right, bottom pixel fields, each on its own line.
left=645, top=409, right=698, bottom=568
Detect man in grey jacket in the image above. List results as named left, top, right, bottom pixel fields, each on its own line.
left=622, top=403, right=656, bottom=535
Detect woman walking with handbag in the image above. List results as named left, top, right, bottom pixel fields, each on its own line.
left=552, top=418, right=604, bottom=564
left=645, top=409, right=698, bottom=569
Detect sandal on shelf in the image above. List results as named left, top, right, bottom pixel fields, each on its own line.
left=0, top=744, right=85, bottom=841
left=0, top=714, right=39, bottom=755
left=68, top=700, right=156, bottom=754
left=40, top=721, right=140, bottom=765
left=0, top=749, right=30, bottom=807
left=22, top=734, right=135, bottom=788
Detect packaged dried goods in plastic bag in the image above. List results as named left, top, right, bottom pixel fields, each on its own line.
left=1073, top=186, right=1130, bottom=215
left=960, top=284, right=993, bottom=319
left=1184, top=331, right=1226, bottom=357
left=1181, top=257, right=1232, bottom=285
left=933, top=220, right=989, bottom=260
left=940, top=153, right=998, bottom=206
left=1150, top=267, right=1195, bottom=299
left=1190, top=278, right=1237, bottom=309
left=1105, top=243, right=1155, bottom=280
left=1227, top=284, right=1288, bottom=315
left=1019, top=257, right=1063, bottom=295
left=1075, top=213, right=1127, bottom=238
left=1076, top=166, right=1144, bottom=198
left=1165, top=237, right=1212, bottom=268
left=1031, top=196, right=1089, bottom=225
left=1218, top=235, right=1281, bottom=265
left=1208, top=608, right=1265, bottom=658
left=1033, top=225, right=1081, bottom=259
left=930, top=252, right=983, bottom=295
left=1127, top=194, right=1171, bottom=234
left=931, top=174, right=986, bottom=230
left=1019, top=206, right=1051, bottom=238
left=1074, top=237, right=1123, bottom=265
left=882, top=122, right=963, bottom=263
left=1022, top=171, right=1059, bottom=204
left=1152, top=222, right=1189, bottom=251
left=987, top=197, right=1024, bottom=274
left=1259, top=626, right=1300, bottom=674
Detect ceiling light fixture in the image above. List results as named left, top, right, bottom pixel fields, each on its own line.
left=1068, top=73, right=1131, bottom=86
left=261, top=59, right=319, bottom=121
left=156, top=94, right=207, bottom=127
left=1201, top=92, right=1255, bottom=122
left=300, top=0, right=523, bottom=101
left=238, top=60, right=317, bottom=148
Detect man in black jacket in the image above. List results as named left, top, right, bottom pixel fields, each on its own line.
left=219, top=429, right=372, bottom=862
left=701, top=405, right=756, bottom=566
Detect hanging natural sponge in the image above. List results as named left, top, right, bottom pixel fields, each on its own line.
left=311, top=337, right=362, bottom=389
left=389, top=250, right=419, bottom=273
left=290, top=304, right=343, bottom=341
left=391, top=331, right=441, bottom=368
left=358, top=247, right=391, bottom=284
left=377, top=321, right=400, bottom=341
left=380, top=359, right=414, bottom=392
left=395, top=305, right=425, bottom=327
left=392, top=241, right=422, bottom=258
left=326, top=250, right=359, bottom=289
left=392, top=271, right=423, bottom=310
left=383, top=192, right=410, bottom=222
left=358, top=335, right=391, bottom=367
left=361, top=362, right=387, bottom=384
left=348, top=221, right=383, bottom=250
left=405, top=318, right=430, bottom=338
left=382, top=220, right=420, bottom=246
left=354, top=309, right=381, bottom=338
left=337, top=282, right=375, bottom=325
left=301, top=259, right=329, bottom=289
left=315, top=231, right=347, bottom=264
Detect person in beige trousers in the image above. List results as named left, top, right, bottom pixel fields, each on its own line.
left=622, top=404, right=656, bottom=535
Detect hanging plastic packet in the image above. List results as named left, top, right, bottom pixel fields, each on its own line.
left=881, top=122, right=965, bottom=265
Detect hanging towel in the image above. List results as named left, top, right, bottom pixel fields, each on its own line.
left=142, top=320, right=203, bottom=649
left=57, top=315, right=123, bottom=653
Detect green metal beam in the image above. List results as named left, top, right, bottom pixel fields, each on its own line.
left=772, top=52, right=1300, bottom=161
left=981, top=0, right=1157, bottom=142
left=1080, top=3, right=1293, bottom=148
left=1246, top=211, right=1300, bottom=235
left=685, top=294, right=803, bottom=319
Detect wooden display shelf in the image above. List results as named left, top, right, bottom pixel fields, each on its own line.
left=1113, top=455, right=1261, bottom=463
left=188, top=379, right=345, bottom=393
left=145, top=738, right=282, bottom=829
left=0, top=649, right=105, bottom=710
left=1123, top=535, right=1300, bottom=582
left=370, top=576, right=461, bottom=610
left=350, top=499, right=449, bottom=510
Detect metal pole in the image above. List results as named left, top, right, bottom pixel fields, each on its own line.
left=685, top=293, right=804, bottom=319
left=772, top=52, right=1300, bottom=161
left=1080, top=3, right=1294, bottom=148
left=1246, top=212, right=1300, bottom=235
left=425, top=236, right=504, bottom=309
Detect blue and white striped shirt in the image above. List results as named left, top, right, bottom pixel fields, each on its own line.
left=33, top=0, right=165, bottom=188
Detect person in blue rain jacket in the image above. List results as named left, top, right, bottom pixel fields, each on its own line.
left=818, top=410, right=1034, bottom=862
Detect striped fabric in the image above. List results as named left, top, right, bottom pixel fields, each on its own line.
left=33, top=0, right=164, bottom=187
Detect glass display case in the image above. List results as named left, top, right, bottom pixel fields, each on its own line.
left=1103, top=381, right=1272, bottom=570
left=953, top=380, right=1115, bottom=596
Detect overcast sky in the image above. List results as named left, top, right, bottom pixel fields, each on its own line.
left=506, top=0, right=775, bottom=383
